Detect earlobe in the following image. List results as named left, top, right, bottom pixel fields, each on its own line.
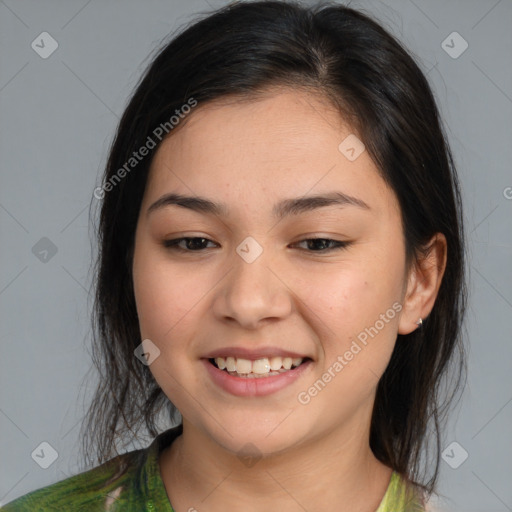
left=397, top=233, right=447, bottom=335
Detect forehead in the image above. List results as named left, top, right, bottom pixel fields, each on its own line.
left=151, top=89, right=349, bottom=168
left=144, top=89, right=400, bottom=222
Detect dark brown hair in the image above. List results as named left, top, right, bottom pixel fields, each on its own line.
left=80, top=0, right=468, bottom=502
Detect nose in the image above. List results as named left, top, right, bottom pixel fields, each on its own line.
left=212, top=243, right=293, bottom=329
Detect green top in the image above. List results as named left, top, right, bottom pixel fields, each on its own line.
left=1, top=424, right=425, bottom=511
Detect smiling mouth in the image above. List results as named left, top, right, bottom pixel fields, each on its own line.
left=208, top=356, right=312, bottom=378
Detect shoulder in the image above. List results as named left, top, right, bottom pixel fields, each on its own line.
left=0, top=425, right=183, bottom=512
left=0, top=448, right=144, bottom=511
left=376, top=471, right=427, bottom=512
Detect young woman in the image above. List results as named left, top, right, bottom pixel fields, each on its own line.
left=2, top=1, right=467, bottom=511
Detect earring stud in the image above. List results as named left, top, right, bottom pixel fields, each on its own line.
left=415, top=317, right=423, bottom=328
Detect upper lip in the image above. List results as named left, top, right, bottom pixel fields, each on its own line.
left=203, top=346, right=312, bottom=361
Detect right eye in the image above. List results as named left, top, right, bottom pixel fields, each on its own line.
left=162, top=237, right=218, bottom=252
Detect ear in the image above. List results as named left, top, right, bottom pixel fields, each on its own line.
left=398, top=233, right=447, bottom=335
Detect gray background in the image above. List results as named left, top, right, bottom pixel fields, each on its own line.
left=1, top=0, right=511, bottom=510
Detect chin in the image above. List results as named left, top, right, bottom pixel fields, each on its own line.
left=203, top=416, right=306, bottom=458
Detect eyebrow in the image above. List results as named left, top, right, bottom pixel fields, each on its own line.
left=146, top=191, right=371, bottom=219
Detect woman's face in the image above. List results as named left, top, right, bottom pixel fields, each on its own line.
left=132, top=89, right=416, bottom=456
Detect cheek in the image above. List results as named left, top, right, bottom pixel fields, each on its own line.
left=303, top=266, right=398, bottom=327
left=132, top=249, right=203, bottom=342
left=132, top=250, right=210, bottom=415
left=302, top=258, right=404, bottom=363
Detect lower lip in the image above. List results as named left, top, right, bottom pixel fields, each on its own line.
left=202, top=358, right=313, bottom=397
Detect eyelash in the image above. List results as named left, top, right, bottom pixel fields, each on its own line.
left=162, top=237, right=351, bottom=253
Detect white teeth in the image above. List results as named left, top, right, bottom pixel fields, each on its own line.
left=269, top=356, right=283, bottom=370
left=235, top=358, right=252, bottom=374
left=213, top=356, right=304, bottom=376
left=252, top=359, right=271, bottom=374
left=225, top=356, right=236, bottom=372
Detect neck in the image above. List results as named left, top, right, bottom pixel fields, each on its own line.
left=159, top=414, right=393, bottom=512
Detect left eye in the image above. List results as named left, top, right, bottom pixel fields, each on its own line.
left=162, top=237, right=350, bottom=253
left=293, top=238, right=350, bottom=252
